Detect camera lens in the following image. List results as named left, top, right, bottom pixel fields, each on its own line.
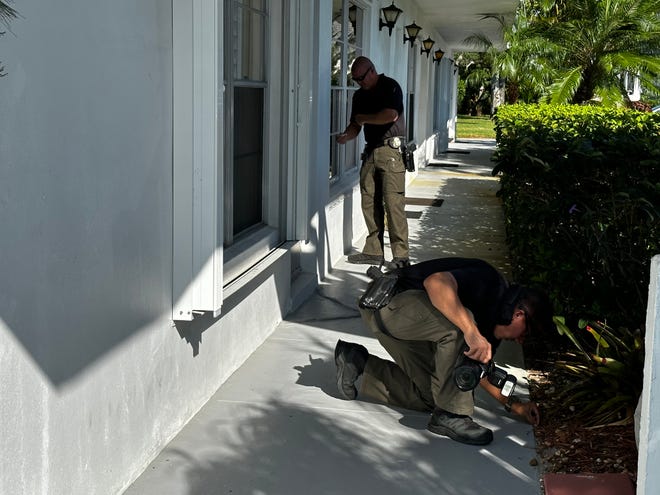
left=454, top=364, right=480, bottom=391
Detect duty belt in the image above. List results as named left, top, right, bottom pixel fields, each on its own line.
left=372, top=136, right=404, bottom=150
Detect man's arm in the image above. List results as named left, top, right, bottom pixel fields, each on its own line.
left=480, top=378, right=540, bottom=425
left=423, top=271, right=492, bottom=363
left=353, top=108, right=399, bottom=126
left=336, top=122, right=361, bottom=144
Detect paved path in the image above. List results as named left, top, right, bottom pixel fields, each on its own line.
left=125, top=139, right=541, bottom=495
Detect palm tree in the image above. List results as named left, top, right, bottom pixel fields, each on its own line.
left=464, top=0, right=660, bottom=106
left=0, top=1, right=17, bottom=30
left=537, top=0, right=660, bottom=105
left=0, top=0, right=18, bottom=77
left=456, top=52, right=495, bottom=114
left=463, top=11, right=554, bottom=105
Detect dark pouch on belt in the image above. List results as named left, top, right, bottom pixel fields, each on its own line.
left=359, top=274, right=400, bottom=309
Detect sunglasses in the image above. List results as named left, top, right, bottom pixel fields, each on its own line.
left=521, top=307, right=533, bottom=335
left=352, top=66, right=372, bottom=83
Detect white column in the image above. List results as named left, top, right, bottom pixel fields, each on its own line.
left=637, top=255, right=660, bottom=495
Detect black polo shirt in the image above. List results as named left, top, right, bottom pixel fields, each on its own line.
left=396, top=258, right=509, bottom=349
left=350, top=74, right=406, bottom=147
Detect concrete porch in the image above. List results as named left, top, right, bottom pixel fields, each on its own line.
left=124, top=139, right=542, bottom=495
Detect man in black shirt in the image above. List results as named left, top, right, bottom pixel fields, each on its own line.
left=337, top=56, right=409, bottom=266
left=334, top=258, right=552, bottom=445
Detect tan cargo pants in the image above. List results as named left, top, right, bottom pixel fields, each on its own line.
left=359, top=145, right=409, bottom=259
left=358, top=289, right=475, bottom=416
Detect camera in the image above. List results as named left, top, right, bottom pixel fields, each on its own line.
left=454, top=354, right=517, bottom=397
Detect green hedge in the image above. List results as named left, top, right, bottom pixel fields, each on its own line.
left=493, top=104, right=660, bottom=329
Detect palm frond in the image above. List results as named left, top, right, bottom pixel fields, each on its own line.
left=546, top=66, right=583, bottom=104
left=0, top=1, right=18, bottom=27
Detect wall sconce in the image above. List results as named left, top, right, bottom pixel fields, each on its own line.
left=379, top=2, right=403, bottom=36
left=348, top=5, right=357, bottom=27
left=433, top=49, right=445, bottom=63
left=421, top=37, right=435, bottom=57
left=403, top=21, right=422, bottom=47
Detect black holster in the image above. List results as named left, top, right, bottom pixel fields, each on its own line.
left=402, top=142, right=417, bottom=172
left=359, top=267, right=400, bottom=310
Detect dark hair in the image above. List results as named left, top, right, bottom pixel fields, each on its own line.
left=517, top=287, right=554, bottom=334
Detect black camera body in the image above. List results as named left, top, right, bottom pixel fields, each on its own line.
left=454, top=354, right=517, bottom=397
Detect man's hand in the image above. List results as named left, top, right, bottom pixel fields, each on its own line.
left=336, top=132, right=349, bottom=144
left=463, top=331, right=492, bottom=363
left=511, top=401, right=540, bottom=426
left=336, top=122, right=360, bottom=144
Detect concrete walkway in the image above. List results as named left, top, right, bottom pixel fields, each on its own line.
left=124, top=139, right=541, bottom=495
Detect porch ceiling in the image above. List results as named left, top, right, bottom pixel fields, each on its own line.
left=414, top=0, right=518, bottom=52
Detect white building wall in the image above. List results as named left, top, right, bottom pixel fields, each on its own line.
left=0, top=1, right=459, bottom=493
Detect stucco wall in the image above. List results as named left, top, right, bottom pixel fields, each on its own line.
left=0, top=3, right=173, bottom=491
left=0, top=2, right=291, bottom=493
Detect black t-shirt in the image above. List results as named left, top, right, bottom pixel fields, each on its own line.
left=395, top=258, right=509, bottom=349
left=350, top=74, right=406, bottom=146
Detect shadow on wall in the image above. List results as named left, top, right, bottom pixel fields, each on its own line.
left=175, top=257, right=292, bottom=357
left=0, top=150, right=173, bottom=386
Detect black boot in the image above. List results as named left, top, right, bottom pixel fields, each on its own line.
left=334, top=340, right=368, bottom=400
left=427, top=408, right=493, bottom=445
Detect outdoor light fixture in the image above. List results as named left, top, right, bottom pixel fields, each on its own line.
left=433, top=48, right=445, bottom=63
left=403, top=21, right=422, bottom=46
left=379, top=2, right=403, bottom=36
left=348, top=5, right=357, bottom=26
left=421, top=36, right=435, bottom=57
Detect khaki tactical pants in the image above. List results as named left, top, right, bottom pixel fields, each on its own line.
left=358, top=290, right=475, bottom=416
left=359, top=145, right=409, bottom=259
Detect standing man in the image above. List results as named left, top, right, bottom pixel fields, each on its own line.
left=337, top=56, right=409, bottom=266
left=334, top=257, right=552, bottom=445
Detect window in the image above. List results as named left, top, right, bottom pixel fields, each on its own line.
left=223, top=0, right=283, bottom=282
left=406, top=47, right=417, bottom=143
left=329, top=0, right=365, bottom=181
left=224, top=0, right=268, bottom=244
left=172, top=0, right=285, bottom=320
left=432, top=58, right=451, bottom=149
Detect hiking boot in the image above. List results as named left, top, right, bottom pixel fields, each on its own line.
left=383, top=257, right=410, bottom=271
left=427, top=408, right=494, bottom=445
left=334, top=339, right=369, bottom=400
left=347, top=253, right=384, bottom=265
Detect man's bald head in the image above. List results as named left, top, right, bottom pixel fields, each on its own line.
left=351, top=56, right=378, bottom=89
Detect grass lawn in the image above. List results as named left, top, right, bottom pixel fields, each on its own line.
left=456, top=115, right=496, bottom=139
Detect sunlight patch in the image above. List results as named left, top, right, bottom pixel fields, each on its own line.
left=479, top=449, right=534, bottom=483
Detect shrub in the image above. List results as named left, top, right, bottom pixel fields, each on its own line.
left=493, top=104, right=660, bottom=330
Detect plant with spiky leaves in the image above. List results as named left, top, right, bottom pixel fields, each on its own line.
left=534, top=0, right=660, bottom=105
left=551, top=317, right=644, bottom=427
left=464, top=0, right=660, bottom=107
left=0, top=0, right=18, bottom=77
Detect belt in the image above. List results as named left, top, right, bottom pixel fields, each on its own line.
left=374, top=308, right=392, bottom=336
left=369, top=136, right=404, bottom=151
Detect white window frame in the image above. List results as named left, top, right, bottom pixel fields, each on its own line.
left=406, top=45, right=417, bottom=143
left=222, top=0, right=284, bottom=284
left=172, top=0, right=286, bottom=320
left=172, top=0, right=222, bottom=321
left=329, top=0, right=368, bottom=184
